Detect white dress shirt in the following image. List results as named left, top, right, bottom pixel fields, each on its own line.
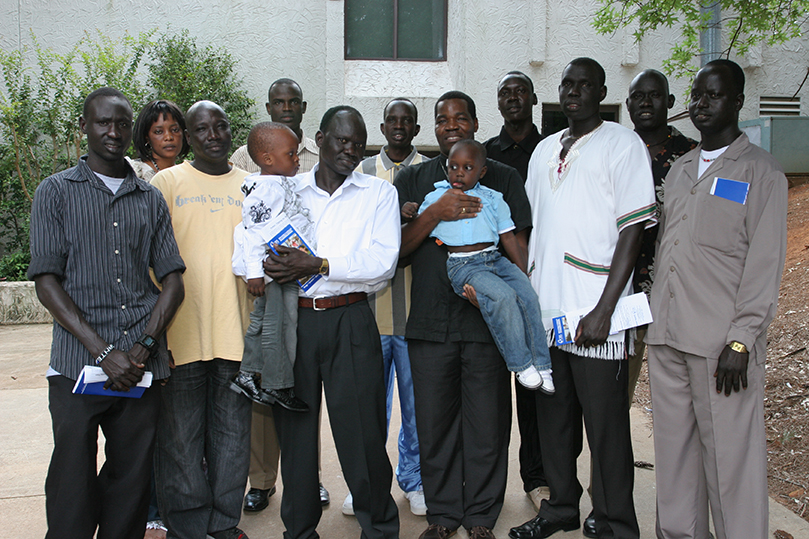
left=295, top=164, right=400, bottom=298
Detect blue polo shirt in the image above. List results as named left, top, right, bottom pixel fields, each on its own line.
left=420, top=180, right=515, bottom=247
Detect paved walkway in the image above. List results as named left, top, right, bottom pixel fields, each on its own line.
left=1, top=323, right=807, bottom=539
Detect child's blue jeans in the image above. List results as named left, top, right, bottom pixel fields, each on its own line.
left=446, top=249, right=551, bottom=372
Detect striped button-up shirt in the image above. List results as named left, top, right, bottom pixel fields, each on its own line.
left=28, top=157, right=185, bottom=380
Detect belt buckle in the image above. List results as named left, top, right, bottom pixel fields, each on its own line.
left=312, top=295, right=328, bottom=311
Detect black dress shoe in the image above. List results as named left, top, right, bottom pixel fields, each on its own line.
left=230, top=371, right=269, bottom=405
left=508, top=515, right=579, bottom=539
left=263, top=387, right=309, bottom=412
left=583, top=511, right=597, bottom=538
left=243, top=486, right=276, bottom=512
left=319, top=483, right=330, bottom=505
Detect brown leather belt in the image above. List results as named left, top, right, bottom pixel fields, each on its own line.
left=298, top=292, right=367, bottom=311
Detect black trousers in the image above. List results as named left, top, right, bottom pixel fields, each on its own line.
left=408, top=338, right=511, bottom=531
left=514, top=379, right=546, bottom=491
left=536, top=348, right=639, bottom=539
left=275, top=301, right=399, bottom=539
left=45, top=374, right=161, bottom=539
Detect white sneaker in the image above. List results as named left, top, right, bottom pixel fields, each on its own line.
left=342, top=492, right=354, bottom=516
left=516, top=365, right=543, bottom=389
left=405, top=488, right=427, bottom=516
left=538, top=369, right=555, bottom=395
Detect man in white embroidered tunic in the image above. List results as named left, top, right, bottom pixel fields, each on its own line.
left=509, top=58, right=656, bottom=539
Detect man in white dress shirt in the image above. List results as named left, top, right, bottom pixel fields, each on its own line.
left=264, top=106, right=401, bottom=539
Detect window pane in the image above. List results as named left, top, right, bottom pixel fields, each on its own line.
left=397, top=0, right=445, bottom=59
left=346, top=1, right=394, bottom=59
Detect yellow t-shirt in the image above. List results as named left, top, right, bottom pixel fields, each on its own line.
left=151, top=161, right=252, bottom=366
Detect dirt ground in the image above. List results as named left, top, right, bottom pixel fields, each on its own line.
left=632, top=182, right=809, bottom=524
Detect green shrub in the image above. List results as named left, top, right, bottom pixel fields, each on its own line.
left=0, top=251, right=30, bottom=281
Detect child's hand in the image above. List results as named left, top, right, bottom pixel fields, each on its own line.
left=247, top=278, right=265, bottom=297
left=401, top=201, right=419, bottom=222
left=462, top=284, right=480, bottom=309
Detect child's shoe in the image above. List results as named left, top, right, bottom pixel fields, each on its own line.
left=263, top=387, right=309, bottom=413
left=538, top=369, right=555, bottom=395
left=516, top=365, right=543, bottom=390
left=230, top=371, right=270, bottom=404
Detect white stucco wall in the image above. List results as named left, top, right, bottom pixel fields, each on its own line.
left=2, top=0, right=808, bottom=150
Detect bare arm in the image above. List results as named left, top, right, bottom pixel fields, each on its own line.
left=126, top=270, right=184, bottom=366
left=574, top=222, right=644, bottom=347
left=35, top=274, right=143, bottom=391
left=500, top=231, right=528, bottom=273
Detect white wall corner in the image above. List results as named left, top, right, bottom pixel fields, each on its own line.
left=621, top=22, right=639, bottom=67
left=736, top=42, right=763, bottom=69
left=529, top=0, right=546, bottom=66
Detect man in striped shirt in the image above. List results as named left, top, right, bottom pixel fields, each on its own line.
left=29, top=87, right=185, bottom=539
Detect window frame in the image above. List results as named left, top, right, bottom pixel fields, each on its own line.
left=344, top=0, right=448, bottom=62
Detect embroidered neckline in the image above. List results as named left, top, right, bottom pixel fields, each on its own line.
left=547, top=122, right=604, bottom=192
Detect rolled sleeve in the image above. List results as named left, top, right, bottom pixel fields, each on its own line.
left=149, top=191, right=185, bottom=282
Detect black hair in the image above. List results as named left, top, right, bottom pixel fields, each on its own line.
left=132, top=99, right=189, bottom=160
left=449, top=139, right=487, bottom=164
left=704, top=59, right=746, bottom=95
left=83, top=87, right=130, bottom=118
left=435, top=91, right=477, bottom=120
left=319, top=105, right=364, bottom=132
left=384, top=98, right=418, bottom=124
left=247, top=122, right=297, bottom=164
left=567, top=58, right=606, bottom=87
left=268, top=78, right=303, bottom=101
left=501, top=71, right=535, bottom=94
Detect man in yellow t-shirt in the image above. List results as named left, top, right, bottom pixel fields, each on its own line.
left=151, top=101, right=253, bottom=539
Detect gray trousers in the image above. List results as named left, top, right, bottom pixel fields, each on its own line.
left=241, top=280, right=299, bottom=390
left=648, top=344, right=767, bottom=539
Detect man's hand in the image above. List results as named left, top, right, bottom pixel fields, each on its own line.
left=247, top=278, right=265, bottom=297
left=434, top=189, right=483, bottom=221
left=574, top=304, right=613, bottom=348
left=462, top=283, right=480, bottom=309
left=100, top=349, right=145, bottom=391
left=715, top=344, right=749, bottom=396
left=264, top=245, right=320, bottom=284
left=401, top=201, right=420, bottom=222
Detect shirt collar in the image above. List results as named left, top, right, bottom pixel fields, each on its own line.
left=682, top=132, right=749, bottom=165
left=70, top=156, right=148, bottom=192
left=379, top=145, right=420, bottom=169
left=495, top=124, right=541, bottom=152
left=296, top=163, right=373, bottom=195
left=299, top=130, right=319, bottom=157
left=433, top=179, right=480, bottom=191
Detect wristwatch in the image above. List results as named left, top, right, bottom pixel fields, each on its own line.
left=136, top=333, right=158, bottom=355
left=729, top=341, right=748, bottom=354
left=318, top=258, right=330, bottom=276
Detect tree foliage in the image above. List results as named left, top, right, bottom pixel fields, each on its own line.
left=147, top=30, right=254, bottom=147
left=593, top=0, right=809, bottom=78
left=0, top=29, right=256, bottom=274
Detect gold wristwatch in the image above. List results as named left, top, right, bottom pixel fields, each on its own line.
left=318, top=258, right=329, bottom=276
left=729, top=341, right=748, bottom=354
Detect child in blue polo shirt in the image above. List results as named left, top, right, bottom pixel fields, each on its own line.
left=413, top=139, right=553, bottom=392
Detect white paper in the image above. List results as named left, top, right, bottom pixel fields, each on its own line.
left=564, top=293, right=653, bottom=337
left=73, top=365, right=153, bottom=389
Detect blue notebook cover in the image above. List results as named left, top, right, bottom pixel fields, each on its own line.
left=72, top=366, right=152, bottom=398
left=267, top=224, right=322, bottom=292
left=710, top=177, right=749, bottom=205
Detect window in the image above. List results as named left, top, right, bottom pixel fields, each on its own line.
left=345, top=0, right=447, bottom=61
left=541, top=104, right=620, bottom=136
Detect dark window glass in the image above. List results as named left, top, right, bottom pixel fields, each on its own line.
left=345, top=0, right=447, bottom=60
left=541, top=104, right=620, bottom=136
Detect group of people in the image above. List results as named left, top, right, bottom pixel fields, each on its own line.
left=30, top=55, right=786, bottom=539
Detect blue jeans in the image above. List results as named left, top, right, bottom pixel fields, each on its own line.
left=155, top=359, right=251, bottom=539
left=446, top=250, right=551, bottom=372
left=381, top=335, right=422, bottom=493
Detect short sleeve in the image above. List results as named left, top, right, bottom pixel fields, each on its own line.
left=27, top=178, right=67, bottom=279
left=149, top=189, right=185, bottom=282
left=494, top=192, right=515, bottom=233
left=612, top=134, right=657, bottom=232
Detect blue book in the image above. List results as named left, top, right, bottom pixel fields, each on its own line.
left=267, top=223, right=322, bottom=292
left=72, top=366, right=153, bottom=398
left=710, top=177, right=749, bottom=205
left=552, top=315, right=574, bottom=346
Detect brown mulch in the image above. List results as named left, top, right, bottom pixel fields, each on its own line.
left=632, top=182, right=809, bottom=523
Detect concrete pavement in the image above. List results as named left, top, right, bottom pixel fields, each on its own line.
left=1, top=323, right=807, bottom=539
